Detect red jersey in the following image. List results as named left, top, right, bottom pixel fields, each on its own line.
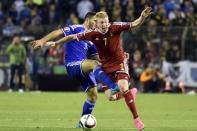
left=77, top=22, right=132, bottom=73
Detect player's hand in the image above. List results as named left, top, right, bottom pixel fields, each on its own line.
left=72, top=35, right=78, bottom=40
left=31, top=39, right=45, bottom=49
left=141, top=7, right=153, bottom=18
left=46, top=41, right=56, bottom=47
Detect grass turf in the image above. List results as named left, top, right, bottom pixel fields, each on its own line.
left=0, top=92, right=197, bottom=131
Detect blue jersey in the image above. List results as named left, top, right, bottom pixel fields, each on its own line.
left=61, top=24, right=98, bottom=91
left=61, top=25, right=97, bottom=64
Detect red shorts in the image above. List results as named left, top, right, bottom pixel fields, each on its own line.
left=101, top=57, right=130, bottom=91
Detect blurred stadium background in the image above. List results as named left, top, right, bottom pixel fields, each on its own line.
left=0, top=0, right=197, bottom=93
left=0, top=0, right=197, bottom=131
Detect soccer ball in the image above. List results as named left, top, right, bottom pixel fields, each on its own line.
left=79, top=114, right=97, bottom=129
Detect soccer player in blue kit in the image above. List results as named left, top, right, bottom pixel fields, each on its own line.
left=32, top=12, right=124, bottom=127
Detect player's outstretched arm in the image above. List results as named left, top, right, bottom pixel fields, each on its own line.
left=131, top=7, right=153, bottom=28
left=31, top=29, right=63, bottom=49
left=46, top=31, right=95, bottom=47
left=46, top=35, right=77, bottom=47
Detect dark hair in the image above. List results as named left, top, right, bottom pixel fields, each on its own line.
left=84, top=12, right=96, bottom=20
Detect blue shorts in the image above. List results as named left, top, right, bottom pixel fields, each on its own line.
left=65, top=60, right=97, bottom=92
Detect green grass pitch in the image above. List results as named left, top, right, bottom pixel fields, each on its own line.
left=0, top=92, right=197, bottom=131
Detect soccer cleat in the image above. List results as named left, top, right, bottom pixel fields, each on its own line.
left=134, top=117, right=144, bottom=130
left=111, top=86, right=120, bottom=95
left=130, top=88, right=137, bottom=101
left=75, top=122, right=81, bottom=128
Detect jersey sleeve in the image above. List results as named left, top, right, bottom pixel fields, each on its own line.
left=112, top=22, right=132, bottom=33
left=61, top=26, right=72, bottom=36
left=76, top=30, right=98, bottom=41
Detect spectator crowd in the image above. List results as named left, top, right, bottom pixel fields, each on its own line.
left=0, top=0, right=196, bottom=37
left=0, top=0, right=197, bottom=93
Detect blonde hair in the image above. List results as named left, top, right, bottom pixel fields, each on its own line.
left=96, top=11, right=108, bottom=19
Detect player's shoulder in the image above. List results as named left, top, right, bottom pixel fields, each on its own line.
left=112, top=22, right=125, bottom=25
left=69, top=24, right=84, bottom=30
left=110, top=22, right=131, bottom=31
left=82, top=29, right=99, bottom=35
left=63, top=24, right=84, bottom=31
left=62, top=24, right=84, bottom=34
left=111, top=22, right=127, bottom=26
left=86, top=29, right=97, bottom=33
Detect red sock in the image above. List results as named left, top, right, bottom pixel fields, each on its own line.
left=124, top=90, right=138, bottom=119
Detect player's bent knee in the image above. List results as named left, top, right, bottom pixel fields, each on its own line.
left=87, top=88, right=98, bottom=102
left=88, top=94, right=98, bottom=102
left=90, top=61, right=100, bottom=70
left=118, top=80, right=129, bottom=92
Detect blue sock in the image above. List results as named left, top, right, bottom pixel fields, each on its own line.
left=93, top=66, right=117, bottom=90
left=81, top=99, right=95, bottom=116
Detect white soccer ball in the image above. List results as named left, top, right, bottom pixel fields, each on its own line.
left=79, top=114, right=97, bottom=129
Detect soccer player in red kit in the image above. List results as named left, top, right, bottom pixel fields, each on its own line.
left=47, top=7, right=153, bottom=130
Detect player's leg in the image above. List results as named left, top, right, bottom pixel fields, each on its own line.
left=102, top=78, right=138, bottom=101
left=76, top=83, right=97, bottom=128
left=103, top=86, right=122, bottom=101
left=117, top=73, right=144, bottom=130
left=99, top=61, right=137, bottom=101
left=81, top=59, right=119, bottom=94
left=65, top=62, right=98, bottom=128
left=80, top=72, right=98, bottom=116
left=82, top=86, right=98, bottom=115
left=76, top=86, right=97, bottom=128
